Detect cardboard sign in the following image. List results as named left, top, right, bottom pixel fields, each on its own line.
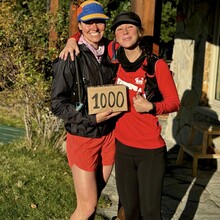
left=87, top=85, right=128, bottom=115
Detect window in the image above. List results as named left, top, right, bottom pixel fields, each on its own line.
left=209, top=0, right=220, bottom=112
left=215, top=40, right=220, bottom=101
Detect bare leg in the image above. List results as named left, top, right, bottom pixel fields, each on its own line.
left=91, top=164, right=114, bottom=220
left=70, top=165, right=98, bottom=220
left=103, top=165, right=113, bottom=182
left=70, top=164, right=113, bottom=220
left=96, top=165, right=113, bottom=198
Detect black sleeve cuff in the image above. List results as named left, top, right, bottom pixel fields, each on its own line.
left=149, top=102, right=156, bottom=114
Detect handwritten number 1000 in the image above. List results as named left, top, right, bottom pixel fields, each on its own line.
left=92, top=91, right=124, bottom=109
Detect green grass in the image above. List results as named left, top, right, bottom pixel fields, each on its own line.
left=0, top=106, right=110, bottom=220
left=1, top=140, right=74, bottom=219
left=0, top=106, right=24, bottom=128
left=0, top=140, right=108, bottom=220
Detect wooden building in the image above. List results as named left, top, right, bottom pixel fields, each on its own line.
left=166, top=0, right=220, bottom=174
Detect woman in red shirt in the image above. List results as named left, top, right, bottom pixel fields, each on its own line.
left=110, top=12, right=179, bottom=220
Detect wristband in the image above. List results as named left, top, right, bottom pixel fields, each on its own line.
left=149, top=102, right=156, bottom=114
left=70, top=31, right=81, bottom=41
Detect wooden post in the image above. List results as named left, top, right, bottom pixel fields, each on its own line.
left=69, top=0, right=85, bottom=37
left=131, top=0, right=156, bottom=36
left=131, top=0, right=162, bottom=55
left=49, top=0, right=59, bottom=48
left=69, top=3, right=78, bottom=37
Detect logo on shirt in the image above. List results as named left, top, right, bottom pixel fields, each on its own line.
left=116, top=78, right=143, bottom=93
left=135, top=77, right=144, bottom=85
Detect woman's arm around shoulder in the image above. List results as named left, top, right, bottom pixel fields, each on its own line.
left=59, top=32, right=81, bottom=61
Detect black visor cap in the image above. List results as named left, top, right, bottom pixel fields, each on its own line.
left=111, top=11, right=142, bottom=31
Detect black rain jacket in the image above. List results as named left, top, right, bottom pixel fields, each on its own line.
left=51, top=40, right=117, bottom=138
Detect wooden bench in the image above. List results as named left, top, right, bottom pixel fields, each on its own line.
left=176, top=122, right=220, bottom=177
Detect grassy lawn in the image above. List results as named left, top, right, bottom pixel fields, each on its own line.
left=0, top=107, right=111, bottom=220
left=0, top=139, right=109, bottom=220
left=1, top=140, right=73, bottom=219
left=0, top=106, right=24, bottom=128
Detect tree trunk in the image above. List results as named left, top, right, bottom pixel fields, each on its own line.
left=49, top=0, right=59, bottom=48
left=69, top=3, right=78, bottom=37
left=69, top=0, right=85, bottom=36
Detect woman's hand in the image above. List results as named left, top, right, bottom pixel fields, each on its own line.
left=59, top=38, right=80, bottom=61
left=133, top=92, right=154, bottom=113
left=96, top=109, right=121, bottom=124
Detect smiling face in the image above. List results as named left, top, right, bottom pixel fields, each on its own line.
left=115, top=23, right=142, bottom=49
left=78, top=19, right=106, bottom=48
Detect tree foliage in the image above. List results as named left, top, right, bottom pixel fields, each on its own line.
left=0, top=0, right=67, bottom=148
left=0, top=0, right=178, bottom=148
left=160, top=0, right=178, bottom=43
left=160, top=0, right=179, bottom=59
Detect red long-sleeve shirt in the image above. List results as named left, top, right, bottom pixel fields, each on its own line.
left=114, top=59, right=180, bottom=149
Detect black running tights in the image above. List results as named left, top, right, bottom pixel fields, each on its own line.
left=115, top=140, right=167, bottom=220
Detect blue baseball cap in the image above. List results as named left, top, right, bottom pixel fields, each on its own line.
left=77, top=1, right=109, bottom=22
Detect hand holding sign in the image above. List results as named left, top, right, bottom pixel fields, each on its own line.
left=96, top=109, right=122, bottom=124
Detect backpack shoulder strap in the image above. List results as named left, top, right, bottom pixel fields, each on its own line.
left=145, top=53, right=158, bottom=76
left=144, top=54, right=163, bottom=102
left=70, top=54, right=85, bottom=111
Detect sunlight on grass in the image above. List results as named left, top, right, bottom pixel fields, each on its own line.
left=0, top=107, right=24, bottom=128
left=0, top=140, right=108, bottom=220
left=0, top=106, right=110, bottom=220
left=0, top=140, right=75, bottom=219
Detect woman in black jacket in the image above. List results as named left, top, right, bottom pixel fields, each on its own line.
left=51, top=1, right=120, bottom=219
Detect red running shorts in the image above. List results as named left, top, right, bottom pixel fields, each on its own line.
left=66, top=131, right=116, bottom=171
